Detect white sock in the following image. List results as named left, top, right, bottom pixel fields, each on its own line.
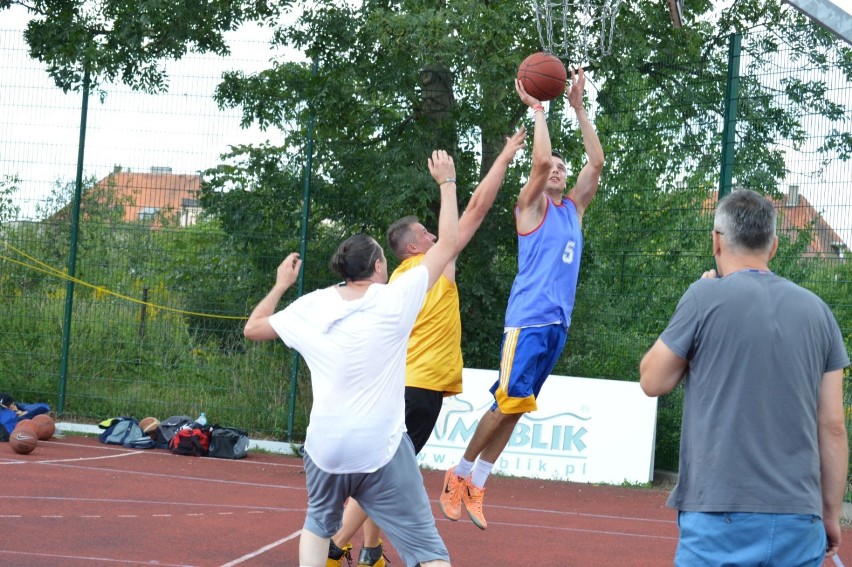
left=470, top=459, right=494, bottom=489
left=454, top=457, right=474, bottom=478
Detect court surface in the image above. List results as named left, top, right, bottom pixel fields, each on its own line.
left=1, top=434, right=849, bottom=566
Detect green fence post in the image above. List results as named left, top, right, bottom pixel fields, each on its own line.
left=57, top=67, right=91, bottom=415
left=286, top=59, right=318, bottom=441
left=719, top=32, right=741, bottom=199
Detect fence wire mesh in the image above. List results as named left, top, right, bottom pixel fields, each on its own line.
left=0, top=22, right=849, bottom=476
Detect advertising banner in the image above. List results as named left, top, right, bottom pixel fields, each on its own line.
left=418, top=368, right=658, bottom=484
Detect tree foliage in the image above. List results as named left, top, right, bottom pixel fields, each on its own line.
left=203, top=0, right=851, bottom=374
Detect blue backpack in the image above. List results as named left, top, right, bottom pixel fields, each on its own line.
left=98, top=417, right=155, bottom=449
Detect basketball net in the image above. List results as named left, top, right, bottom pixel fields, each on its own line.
left=533, top=0, right=623, bottom=68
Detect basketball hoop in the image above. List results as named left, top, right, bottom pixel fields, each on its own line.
left=533, top=0, right=624, bottom=68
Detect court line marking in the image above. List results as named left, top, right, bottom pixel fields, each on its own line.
left=482, top=519, right=678, bottom=540
left=21, top=460, right=308, bottom=491
left=0, top=451, right=143, bottom=465
left=483, top=503, right=675, bottom=525
left=0, top=494, right=303, bottom=512
left=31, top=438, right=306, bottom=468
left=0, top=549, right=195, bottom=566
left=220, top=529, right=301, bottom=566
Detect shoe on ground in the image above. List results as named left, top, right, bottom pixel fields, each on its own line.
left=358, top=537, right=388, bottom=567
left=463, top=481, right=487, bottom=530
left=327, top=540, right=353, bottom=567
left=438, top=466, right=465, bottom=521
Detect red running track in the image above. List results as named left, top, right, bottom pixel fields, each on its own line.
left=0, top=434, right=849, bottom=566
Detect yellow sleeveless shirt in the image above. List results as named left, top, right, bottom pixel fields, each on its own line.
left=390, top=255, right=463, bottom=395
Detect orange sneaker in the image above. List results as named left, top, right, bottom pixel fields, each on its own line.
left=438, top=466, right=465, bottom=521
left=463, top=481, right=487, bottom=530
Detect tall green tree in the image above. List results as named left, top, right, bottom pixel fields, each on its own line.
left=204, top=0, right=851, bottom=372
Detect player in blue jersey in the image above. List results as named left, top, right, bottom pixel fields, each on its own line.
left=438, top=68, right=604, bottom=530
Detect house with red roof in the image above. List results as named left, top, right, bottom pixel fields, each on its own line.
left=92, top=166, right=201, bottom=227
left=776, top=185, right=847, bottom=259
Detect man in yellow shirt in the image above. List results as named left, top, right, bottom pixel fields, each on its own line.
left=326, top=128, right=526, bottom=567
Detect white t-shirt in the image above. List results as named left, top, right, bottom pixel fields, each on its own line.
left=270, top=266, right=428, bottom=473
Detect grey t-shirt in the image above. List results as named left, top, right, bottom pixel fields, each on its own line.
left=661, top=270, right=850, bottom=515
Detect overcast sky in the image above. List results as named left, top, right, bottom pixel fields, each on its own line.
left=1, top=4, right=291, bottom=220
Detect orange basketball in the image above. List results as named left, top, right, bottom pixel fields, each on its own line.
left=10, top=429, right=38, bottom=454
left=32, top=414, right=55, bottom=440
left=139, top=417, right=160, bottom=439
left=517, top=52, right=568, bottom=102
left=14, top=419, right=37, bottom=434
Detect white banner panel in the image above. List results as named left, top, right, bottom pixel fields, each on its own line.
left=418, top=368, right=659, bottom=484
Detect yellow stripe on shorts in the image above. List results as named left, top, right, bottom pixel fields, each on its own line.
left=498, top=328, right=520, bottom=393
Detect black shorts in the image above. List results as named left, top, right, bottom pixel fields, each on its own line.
left=404, top=386, right=444, bottom=454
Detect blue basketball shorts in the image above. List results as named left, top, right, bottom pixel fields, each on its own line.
left=489, top=324, right=568, bottom=414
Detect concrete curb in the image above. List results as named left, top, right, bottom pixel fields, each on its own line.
left=55, top=421, right=299, bottom=456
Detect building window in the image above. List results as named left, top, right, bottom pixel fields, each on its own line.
left=138, top=207, right=160, bottom=222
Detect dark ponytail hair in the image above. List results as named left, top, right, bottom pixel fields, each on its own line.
left=330, top=234, right=384, bottom=281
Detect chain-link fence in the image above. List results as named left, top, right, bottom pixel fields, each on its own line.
left=0, top=22, right=849, bottom=477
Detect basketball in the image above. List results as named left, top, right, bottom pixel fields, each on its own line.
left=10, top=429, right=38, bottom=454
left=32, top=414, right=55, bottom=440
left=14, top=419, right=37, bottom=434
left=139, top=416, right=161, bottom=438
left=517, top=52, right=568, bottom=101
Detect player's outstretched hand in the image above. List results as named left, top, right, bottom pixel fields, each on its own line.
left=275, top=252, right=302, bottom=289
left=515, top=78, right=542, bottom=109
left=428, top=150, right=456, bottom=186
left=566, top=67, right=586, bottom=111
left=499, top=126, right=527, bottom=162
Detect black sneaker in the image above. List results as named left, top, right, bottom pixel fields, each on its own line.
left=327, top=540, right=353, bottom=567
left=357, top=538, right=388, bottom=567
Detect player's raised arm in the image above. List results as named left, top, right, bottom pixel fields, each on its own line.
left=421, top=150, right=459, bottom=289
left=515, top=79, right=552, bottom=216
left=244, top=252, right=301, bottom=341
left=565, top=68, right=604, bottom=219
left=457, top=127, right=527, bottom=253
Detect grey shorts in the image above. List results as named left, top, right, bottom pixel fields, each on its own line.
left=303, top=434, right=449, bottom=567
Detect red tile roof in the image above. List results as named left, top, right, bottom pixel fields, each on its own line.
left=93, top=168, right=200, bottom=226
left=775, top=190, right=846, bottom=257
left=705, top=188, right=847, bottom=258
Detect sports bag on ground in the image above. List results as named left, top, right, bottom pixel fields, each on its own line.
left=155, top=415, right=193, bottom=449
left=99, top=417, right=155, bottom=449
left=208, top=425, right=250, bottom=459
left=168, top=424, right=212, bottom=456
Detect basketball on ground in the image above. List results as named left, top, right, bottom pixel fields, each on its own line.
left=32, top=414, right=55, bottom=440
left=139, top=416, right=160, bottom=439
left=14, top=419, right=37, bottom=434
left=517, top=52, right=568, bottom=102
left=10, top=429, right=38, bottom=454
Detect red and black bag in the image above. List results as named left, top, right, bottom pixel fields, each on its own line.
left=168, top=425, right=212, bottom=456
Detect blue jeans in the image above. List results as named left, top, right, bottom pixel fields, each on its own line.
left=675, top=511, right=826, bottom=566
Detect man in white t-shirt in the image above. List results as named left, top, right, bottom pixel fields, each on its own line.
left=243, top=150, right=460, bottom=567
